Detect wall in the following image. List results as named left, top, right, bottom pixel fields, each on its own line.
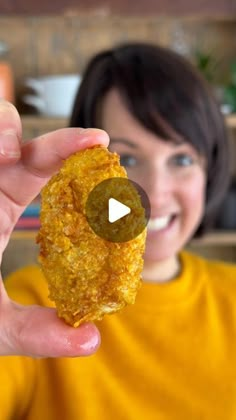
left=0, top=15, right=235, bottom=111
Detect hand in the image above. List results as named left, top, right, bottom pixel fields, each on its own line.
left=0, top=101, right=109, bottom=358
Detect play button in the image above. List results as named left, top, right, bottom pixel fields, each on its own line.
left=108, top=198, right=131, bottom=223
left=85, top=177, right=150, bottom=242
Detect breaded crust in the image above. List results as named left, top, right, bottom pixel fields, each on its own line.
left=37, top=146, right=146, bottom=327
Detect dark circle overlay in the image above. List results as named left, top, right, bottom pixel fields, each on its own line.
left=85, top=177, right=150, bottom=243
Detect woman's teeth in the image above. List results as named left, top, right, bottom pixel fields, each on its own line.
left=147, top=216, right=173, bottom=231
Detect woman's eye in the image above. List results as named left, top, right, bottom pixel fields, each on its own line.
left=172, top=154, right=194, bottom=167
left=119, top=154, right=138, bottom=168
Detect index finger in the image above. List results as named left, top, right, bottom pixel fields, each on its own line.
left=21, top=127, right=110, bottom=177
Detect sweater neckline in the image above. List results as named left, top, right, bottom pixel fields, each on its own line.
left=136, top=251, right=205, bottom=310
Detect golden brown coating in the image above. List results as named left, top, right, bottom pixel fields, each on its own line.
left=37, top=146, right=146, bottom=327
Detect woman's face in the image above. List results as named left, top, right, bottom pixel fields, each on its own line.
left=100, top=89, right=206, bottom=263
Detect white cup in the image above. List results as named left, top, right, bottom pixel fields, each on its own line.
left=22, top=74, right=81, bottom=117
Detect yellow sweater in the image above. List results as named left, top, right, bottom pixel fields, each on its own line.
left=1, top=251, right=236, bottom=420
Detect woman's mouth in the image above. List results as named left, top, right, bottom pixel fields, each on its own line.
left=147, top=215, right=177, bottom=232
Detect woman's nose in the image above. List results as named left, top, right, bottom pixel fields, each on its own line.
left=144, top=167, right=173, bottom=206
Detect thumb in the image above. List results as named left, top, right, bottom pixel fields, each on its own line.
left=0, top=299, right=100, bottom=358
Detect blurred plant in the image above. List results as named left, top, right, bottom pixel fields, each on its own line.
left=193, top=49, right=219, bottom=83
left=223, top=60, right=236, bottom=113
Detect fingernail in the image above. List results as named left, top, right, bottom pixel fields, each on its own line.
left=79, top=128, right=109, bottom=144
left=78, top=128, right=104, bottom=136
left=0, top=129, right=20, bottom=158
left=67, top=323, right=101, bottom=356
left=79, top=326, right=101, bottom=354
left=0, top=100, right=15, bottom=113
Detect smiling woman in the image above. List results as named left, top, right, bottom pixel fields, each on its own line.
left=70, top=43, right=229, bottom=240
left=100, top=88, right=206, bottom=271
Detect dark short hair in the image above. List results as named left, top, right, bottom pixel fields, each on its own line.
left=70, top=42, right=230, bottom=237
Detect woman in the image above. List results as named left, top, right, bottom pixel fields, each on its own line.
left=70, top=42, right=229, bottom=279
left=0, top=43, right=236, bottom=419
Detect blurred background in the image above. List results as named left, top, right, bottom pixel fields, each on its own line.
left=1, top=0, right=236, bottom=276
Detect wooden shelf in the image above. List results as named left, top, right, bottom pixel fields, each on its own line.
left=21, top=115, right=236, bottom=130
left=12, top=230, right=38, bottom=240
left=11, top=229, right=236, bottom=246
left=22, top=116, right=68, bottom=132
left=191, top=231, right=236, bottom=246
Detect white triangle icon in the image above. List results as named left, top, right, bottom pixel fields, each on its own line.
left=108, top=198, right=131, bottom=223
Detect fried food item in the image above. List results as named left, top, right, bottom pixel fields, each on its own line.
left=37, top=146, right=146, bottom=327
